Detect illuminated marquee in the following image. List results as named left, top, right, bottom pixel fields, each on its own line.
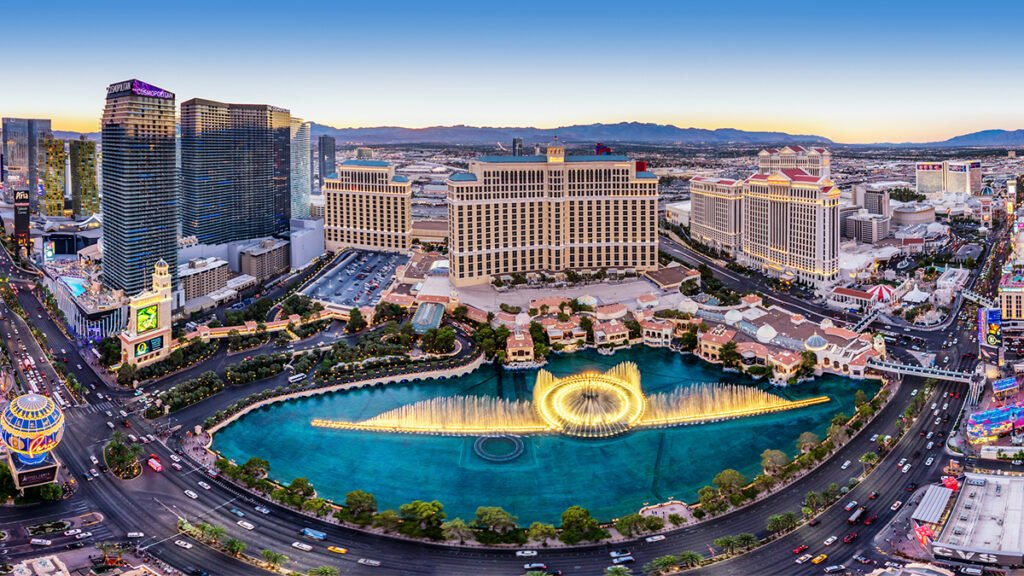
left=917, top=163, right=943, bottom=171
left=979, top=308, right=1002, bottom=348
left=136, top=304, right=158, bottom=334
left=134, top=335, right=164, bottom=358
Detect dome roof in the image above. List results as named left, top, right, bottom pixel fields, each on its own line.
left=981, top=186, right=994, bottom=196
left=1, top=394, right=65, bottom=464
left=805, top=333, right=828, bottom=351
left=819, top=318, right=834, bottom=330
left=755, top=324, right=778, bottom=344
left=724, top=309, right=743, bottom=325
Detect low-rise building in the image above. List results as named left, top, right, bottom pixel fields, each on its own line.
left=239, top=238, right=290, bottom=281
left=506, top=330, right=534, bottom=363
left=594, top=319, right=630, bottom=347
left=640, top=319, right=673, bottom=347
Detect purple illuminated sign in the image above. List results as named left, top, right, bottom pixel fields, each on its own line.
left=131, top=80, right=174, bottom=99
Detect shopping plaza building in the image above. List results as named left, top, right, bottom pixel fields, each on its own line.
left=322, top=160, right=412, bottom=253
left=445, top=144, right=659, bottom=287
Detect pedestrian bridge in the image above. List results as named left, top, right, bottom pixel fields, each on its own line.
left=962, top=289, right=995, bottom=309
left=867, top=358, right=976, bottom=383
left=852, top=309, right=882, bottom=333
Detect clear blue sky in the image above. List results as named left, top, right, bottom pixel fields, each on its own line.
left=5, top=0, right=1021, bottom=143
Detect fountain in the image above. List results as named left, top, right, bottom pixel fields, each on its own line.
left=311, top=362, right=830, bottom=437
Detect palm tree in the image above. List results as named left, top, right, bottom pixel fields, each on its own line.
left=677, top=550, right=704, bottom=567
left=95, top=541, right=122, bottom=567
left=261, top=549, right=289, bottom=570
left=605, top=567, right=632, bottom=576
left=805, top=491, right=822, bottom=512
left=206, top=525, right=226, bottom=544
left=307, top=567, right=340, bottom=576
left=859, top=451, right=879, bottom=474
left=781, top=511, right=799, bottom=530
left=766, top=514, right=786, bottom=534
left=712, top=535, right=739, bottom=554
left=735, top=533, right=759, bottom=550
left=224, top=538, right=246, bottom=557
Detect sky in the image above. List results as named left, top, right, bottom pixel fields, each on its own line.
left=4, top=0, right=1022, bottom=143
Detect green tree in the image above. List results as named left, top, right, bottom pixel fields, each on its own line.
left=859, top=451, right=879, bottom=473
left=613, top=513, right=647, bottom=537
left=796, top=431, right=820, bottom=453
left=441, top=518, right=474, bottom=544
left=718, top=341, right=741, bottom=368
left=474, top=506, right=517, bottom=534
left=344, top=489, right=377, bottom=523
left=668, top=513, right=685, bottom=527
left=346, top=308, right=367, bottom=333
left=307, top=567, right=340, bottom=576
left=399, top=500, right=446, bottom=536
left=527, top=521, right=558, bottom=544
left=735, top=532, right=759, bottom=550
left=559, top=505, right=608, bottom=545
left=605, top=567, right=632, bottom=576
left=206, top=524, right=226, bottom=544
left=712, top=469, right=747, bottom=494
left=643, top=555, right=679, bottom=575
left=224, top=538, right=246, bottom=557
left=854, top=388, right=868, bottom=407
left=766, top=514, right=787, bottom=534
left=677, top=550, right=704, bottom=567
left=372, top=510, right=401, bottom=532
left=260, top=549, right=289, bottom=569
left=713, top=535, right=739, bottom=554
left=38, top=483, right=62, bottom=501
left=805, top=491, right=822, bottom=512
left=760, top=449, right=788, bottom=475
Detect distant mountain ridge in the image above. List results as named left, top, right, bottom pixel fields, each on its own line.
left=309, top=121, right=834, bottom=145
left=929, top=129, right=1024, bottom=147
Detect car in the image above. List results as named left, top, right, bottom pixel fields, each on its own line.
left=197, top=481, right=211, bottom=490
left=870, top=434, right=879, bottom=442
left=645, top=534, right=666, bottom=543
left=868, top=491, right=879, bottom=500
left=902, top=464, right=912, bottom=473
left=926, top=456, right=935, bottom=466
left=795, top=553, right=814, bottom=564
left=64, top=528, right=81, bottom=536
left=843, top=532, right=858, bottom=544
left=897, top=458, right=907, bottom=467
left=357, top=559, right=382, bottom=567
left=906, top=482, right=918, bottom=492
left=793, top=544, right=809, bottom=554
left=523, top=563, right=547, bottom=571
left=65, top=542, right=85, bottom=549
left=171, top=462, right=183, bottom=471
left=516, top=550, right=538, bottom=557
left=841, top=460, right=851, bottom=470
left=891, top=501, right=903, bottom=511
left=291, top=541, right=313, bottom=551
left=328, top=546, right=348, bottom=554
left=89, top=468, right=99, bottom=477
left=184, top=490, right=199, bottom=499
left=104, top=410, right=113, bottom=418
left=844, top=501, right=858, bottom=511
left=255, top=505, right=270, bottom=514
left=911, top=389, right=919, bottom=396
left=932, top=403, right=938, bottom=410
left=75, top=532, right=92, bottom=540
left=943, top=403, right=949, bottom=410
left=174, top=540, right=193, bottom=550
left=236, top=520, right=254, bottom=530
left=885, top=561, right=904, bottom=568
left=824, top=565, right=847, bottom=574
left=812, top=554, right=829, bottom=565
left=934, top=417, right=942, bottom=426
left=824, top=536, right=838, bottom=546
left=926, top=431, right=934, bottom=440
left=611, top=556, right=635, bottom=565
left=853, top=554, right=872, bottom=565
left=864, top=514, right=877, bottom=525
left=1014, top=460, right=1024, bottom=466
left=169, top=453, right=181, bottom=463
left=609, top=549, right=632, bottom=558
left=808, top=518, right=820, bottom=526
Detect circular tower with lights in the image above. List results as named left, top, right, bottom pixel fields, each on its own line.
left=1, top=393, right=65, bottom=491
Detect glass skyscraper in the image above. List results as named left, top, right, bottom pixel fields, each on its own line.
left=290, top=119, right=311, bottom=219
left=318, top=135, right=335, bottom=188
left=180, top=98, right=291, bottom=245
left=1, top=118, right=51, bottom=209
left=70, top=138, right=99, bottom=220
left=101, top=79, right=178, bottom=295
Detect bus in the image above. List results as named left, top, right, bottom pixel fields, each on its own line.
left=147, top=457, right=163, bottom=472
left=288, top=373, right=308, bottom=384
left=300, top=527, right=327, bottom=541
left=847, top=507, right=865, bottom=524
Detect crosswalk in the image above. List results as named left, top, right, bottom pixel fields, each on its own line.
left=76, top=400, right=116, bottom=416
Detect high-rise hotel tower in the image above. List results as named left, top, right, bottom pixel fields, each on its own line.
left=101, top=79, right=178, bottom=295
left=446, top=144, right=659, bottom=287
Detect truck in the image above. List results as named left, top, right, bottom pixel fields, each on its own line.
left=301, top=527, right=327, bottom=541
left=847, top=507, right=865, bottom=524
left=147, top=457, right=163, bottom=472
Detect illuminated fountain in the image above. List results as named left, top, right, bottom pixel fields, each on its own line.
left=311, top=362, right=830, bottom=438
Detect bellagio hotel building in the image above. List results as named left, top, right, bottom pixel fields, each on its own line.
left=447, top=144, right=659, bottom=287
left=322, top=159, right=412, bottom=253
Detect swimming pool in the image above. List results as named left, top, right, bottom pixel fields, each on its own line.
left=60, top=276, right=88, bottom=298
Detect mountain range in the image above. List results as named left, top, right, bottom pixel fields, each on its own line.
left=50, top=123, right=1024, bottom=147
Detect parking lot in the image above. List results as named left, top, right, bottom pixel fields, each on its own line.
left=303, top=250, right=407, bottom=308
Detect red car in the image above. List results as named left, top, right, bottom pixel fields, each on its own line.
left=843, top=532, right=858, bottom=544
left=868, top=491, right=879, bottom=500
left=864, top=515, right=877, bottom=525
left=793, top=544, right=809, bottom=554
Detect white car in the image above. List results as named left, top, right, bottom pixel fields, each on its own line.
left=75, top=532, right=92, bottom=540
left=910, top=389, right=918, bottom=396
left=824, top=535, right=838, bottom=546
left=197, top=481, right=211, bottom=490
left=840, top=460, right=851, bottom=470
left=237, top=520, right=255, bottom=530
left=357, top=559, right=381, bottom=567
left=516, top=550, right=538, bottom=557
left=168, top=453, right=181, bottom=463
left=291, top=541, right=313, bottom=551
left=255, top=505, right=271, bottom=514
left=925, top=456, right=935, bottom=466
left=171, top=462, right=183, bottom=471
left=897, top=458, right=907, bottom=467
left=184, top=490, right=199, bottom=499
left=943, top=403, right=949, bottom=411
left=795, top=553, right=813, bottom=564
left=870, top=434, right=879, bottom=442
left=64, top=528, right=81, bottom=536
left=174, top=540, right=193, bottom=550
left=891, top=501, right=903, bottom=511
left=645, top=534, right=666, bottom=543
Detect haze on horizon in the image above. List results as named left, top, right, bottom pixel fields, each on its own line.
left=5, top=0, right=1021, bottom=144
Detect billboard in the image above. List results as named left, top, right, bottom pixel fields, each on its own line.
left=13, top=189, right=29, bottom=247
left=136, top=304, right=158, bottom=334
left=948, top=164, right=967, bottom=173
left=979, top=308, right=1002, bottom=348
left=993, top=377, right=1019, bottom=393
left=43, top=241, right=54, bottom=263
left=134, top=335, right=164, bottom=358
left=917, top=163, right=943, bottom=171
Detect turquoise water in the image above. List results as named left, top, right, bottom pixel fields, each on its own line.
left=61, top=276, right=88, bottom=297
left=214, top=348, right=877, bottom=523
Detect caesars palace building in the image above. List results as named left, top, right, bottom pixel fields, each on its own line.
left=446, top=143, right=659, bottom=287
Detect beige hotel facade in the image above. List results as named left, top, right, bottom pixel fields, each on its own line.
left=323, top=160, right=412, bottom=253
left=446, top=145, right=659, bottom=287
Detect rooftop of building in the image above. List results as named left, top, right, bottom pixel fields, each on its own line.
left=340, top=159, right=390, bottom=167
left=449, top=172, right=478, bottom=182
left=936, top=472, right=1024, bottom=555
left=239, top=238, right=289, bottom=256
left=690, top=176, right=741, bottom=186
left=475, top=154, right=630, bottom=164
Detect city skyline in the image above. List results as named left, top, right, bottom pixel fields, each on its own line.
left=4, top=0, right=1022, bottom=144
